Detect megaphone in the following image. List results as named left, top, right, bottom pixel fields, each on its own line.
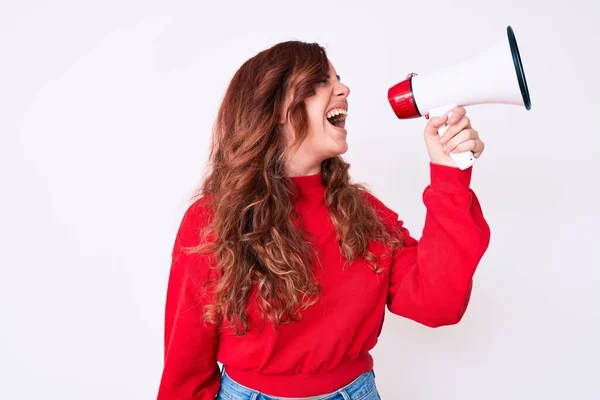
left=388, top=25, right=531, bottom=170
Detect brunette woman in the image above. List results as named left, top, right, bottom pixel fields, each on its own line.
left=157, top=41, right=490, bottom=400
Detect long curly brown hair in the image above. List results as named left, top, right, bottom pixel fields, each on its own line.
left=189, top=41, right=403, bottom=335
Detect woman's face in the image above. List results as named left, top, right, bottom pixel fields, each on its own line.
left=280, top=59, right=351, bottom=173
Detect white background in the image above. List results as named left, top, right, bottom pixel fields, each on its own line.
left=1, top=0, right=599, bottom=399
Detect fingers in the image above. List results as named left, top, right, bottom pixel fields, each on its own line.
left=428, top=107, right=485, bottom=159
left=451, top=139, right=484, bottom=155
left=424, top=107, right=466, bottom=137
left=473, top=141, right=485, bottom=158
left=440, top=115, right=471, bottom=145
left=424, top=114, right=449, bottom=137
left=448, top=107, right=466, bottom=125
left=443, top=128, right=480, bottom=153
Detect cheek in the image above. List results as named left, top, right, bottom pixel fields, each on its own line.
left=303, top=93, right=330, bottom=140
left=305, top=109, right=326, bottom=137
left=306, top=101, right=324, bottom=120
left=304, top=93, right=328, bottom=123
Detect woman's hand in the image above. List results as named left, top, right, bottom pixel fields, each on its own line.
left=423, top=107, right=485, bottom=168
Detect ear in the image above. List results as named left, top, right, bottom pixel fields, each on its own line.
left=278, top=101, right=295, bottom=146
left=278, top=108, right=287, bottom=125
left=278, top=89, right=294, bottom=125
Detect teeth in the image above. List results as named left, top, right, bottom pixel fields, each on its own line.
left=326, top=108, right=348, bottom=119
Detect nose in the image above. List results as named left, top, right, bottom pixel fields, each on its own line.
left=335, top=81, right=351, bottom=98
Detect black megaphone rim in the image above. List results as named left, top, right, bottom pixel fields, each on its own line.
left=507, top=25, right=531, bottom=110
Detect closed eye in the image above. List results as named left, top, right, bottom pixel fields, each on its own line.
left=320, top=75, right=341, bottom=85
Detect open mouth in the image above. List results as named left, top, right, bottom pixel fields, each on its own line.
left=326, top=109, right=348, bottom=129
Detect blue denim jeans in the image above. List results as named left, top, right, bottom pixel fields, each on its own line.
left=216, top=369, right=381, bottom=400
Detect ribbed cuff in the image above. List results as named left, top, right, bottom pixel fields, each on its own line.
left=429, top=162, right=472, bottom=193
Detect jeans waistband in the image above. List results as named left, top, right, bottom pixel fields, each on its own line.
left=219, top=369, right=377, bottom=400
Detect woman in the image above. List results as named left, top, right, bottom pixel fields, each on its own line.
left=156, top=41, right=490, bottom=400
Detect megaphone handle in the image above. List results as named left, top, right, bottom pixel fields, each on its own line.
left=428, top=105, right=477, bottom=170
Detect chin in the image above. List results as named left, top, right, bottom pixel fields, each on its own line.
left=337, top=143, right=349, bottom=155
left=327, top=143, right=348, bottom=157
left=326, top=133, right=348, bottom=156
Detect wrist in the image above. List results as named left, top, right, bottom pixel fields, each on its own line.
left=429, top=158, right=458, bottom=168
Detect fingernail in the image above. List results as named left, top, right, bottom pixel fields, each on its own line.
left=443, top=145, right=449, bottom=153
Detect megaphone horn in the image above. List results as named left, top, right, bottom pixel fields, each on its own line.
left=388, top=25, right=532, bottom=170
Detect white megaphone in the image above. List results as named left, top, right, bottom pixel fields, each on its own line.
left=388, top=25, right=531, bottom=170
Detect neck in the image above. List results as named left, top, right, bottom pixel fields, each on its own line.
left=285, top=149, right=323, bottom=177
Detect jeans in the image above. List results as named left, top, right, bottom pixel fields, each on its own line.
left=216, top=369, right=381, bottom=400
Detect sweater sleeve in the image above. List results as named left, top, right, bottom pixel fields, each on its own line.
left=378, top=163, right=491, bottom=327
left=157, top=199, right=221, bottom=399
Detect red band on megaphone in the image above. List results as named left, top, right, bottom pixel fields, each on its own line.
left=388, top=77, right=421, bottom=119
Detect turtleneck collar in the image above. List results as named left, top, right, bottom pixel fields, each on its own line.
left=289, top=171, right=326, bottom=197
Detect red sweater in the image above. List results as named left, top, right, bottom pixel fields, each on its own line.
left=157, top=163, right=490, bottom=399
